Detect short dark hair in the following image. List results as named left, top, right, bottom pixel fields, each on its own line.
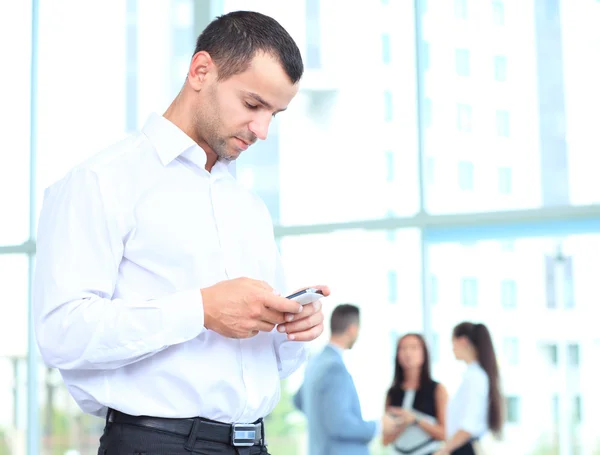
left=330, top=304, right=360, bottom=335
left=194, top=11, right=304, bottom=83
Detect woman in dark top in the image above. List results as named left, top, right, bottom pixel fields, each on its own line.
left=384, top=333, right=448, bottom=455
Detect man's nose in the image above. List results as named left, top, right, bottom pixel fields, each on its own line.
left=248, top=116, right=271, bottom=141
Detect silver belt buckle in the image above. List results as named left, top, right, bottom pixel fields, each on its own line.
left=231, top=423, right=257, bottom=447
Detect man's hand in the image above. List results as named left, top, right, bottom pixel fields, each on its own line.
left=381, top=408, right=405, bottom=445
left=382, top=412, right=403, bottom=436
left=275, top=285, right=329, bottom=342
left=201, top=277, right=304, bottom=338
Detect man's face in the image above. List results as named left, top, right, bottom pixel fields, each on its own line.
left=194, top=52, right=299, bottom=162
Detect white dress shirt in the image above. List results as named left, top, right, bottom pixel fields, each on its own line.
left=446, top=362, right=489, bottom=438
left=33, top=113, right=307, bottom=423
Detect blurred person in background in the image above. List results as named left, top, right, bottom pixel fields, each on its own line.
left=33, top=10, right=328, bottom=455
left=293, top=304, right=402, bottom=455
left=433, top=322, right=503, bottom=455
left=383, top=333, right=448, bottom=455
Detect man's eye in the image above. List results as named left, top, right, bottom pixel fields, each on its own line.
left=245, top=102, right=258, bottom=109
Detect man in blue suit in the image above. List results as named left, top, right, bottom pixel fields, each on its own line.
left=293, top=304, right=401, bottom=455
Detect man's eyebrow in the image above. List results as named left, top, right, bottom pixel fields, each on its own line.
left=247, top=92, right=287, bottom=113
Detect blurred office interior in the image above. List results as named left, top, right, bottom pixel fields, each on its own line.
left=1, top=0, right=599, bottom=454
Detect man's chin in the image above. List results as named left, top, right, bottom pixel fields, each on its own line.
left=216, top=147, right=241, bottom=162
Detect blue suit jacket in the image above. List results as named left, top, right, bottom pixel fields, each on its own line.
left=293, top=345, right=377, bottom=455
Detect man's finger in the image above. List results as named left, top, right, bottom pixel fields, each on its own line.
left=285, top=323, right=324, bottom=342
left=279, top=311, right=324, bottom=335
left=311, top=285, right=330, bottom=297
left=255, top=320, right=276, bottom=333
left=284, top=300, right=321, bottom=322
left=259, top=307, right=287, bottom=325
left=262, top=292, right=304, bottom=314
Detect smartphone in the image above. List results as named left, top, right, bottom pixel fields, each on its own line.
left=286, top=288, right=324, bottom=305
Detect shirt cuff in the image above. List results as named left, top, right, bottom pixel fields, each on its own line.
left=160, top=288, right=205, bottom=345
left=274, top=334, right=308, bottom=379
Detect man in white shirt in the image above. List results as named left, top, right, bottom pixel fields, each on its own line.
left=33, top=10, right=328, bottom=455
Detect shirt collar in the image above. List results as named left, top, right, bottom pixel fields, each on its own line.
left=141, top=113, right=207, bottom=168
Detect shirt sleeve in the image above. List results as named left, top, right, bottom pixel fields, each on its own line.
left=33, top=168, right=205, bottom=371
left=457, top=368, right=489, bottom=435
left=270, top=246, right=308, bottom=379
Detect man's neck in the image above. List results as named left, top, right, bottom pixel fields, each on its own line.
left=163, top=94, right=216, bottom=172
left=329, top=338, right=348, bottom=351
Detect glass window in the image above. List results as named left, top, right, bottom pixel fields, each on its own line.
left=125, top=0, right=138, bottom=133
left=506, top=396, right=521, bottom=423
left=422, top=2, right=600, bottom=213
left=552, top=394, right=559, bottom=423
left=455, top=49, right=470, bottom=77
left=33, top=1, right=199, bottom=451
left=496, top=110, right=510, bottom=137
left=494, top=55, right=507, bottom=82
left=541, top=343, right=559, bottom=366
left=423, top=98, right=432, bottom=128
left=458, top=161, right=474, bottom=191
left=430, top=332, right=440, bottom=363
left=574, top=395, right=582, bottom=424
left=385, top=151, right=395, bottom=182
left=428, top=235, right=599, bottom=451
left=503, top=337, right=519, bottom=365
left=382, top=33, right=391, bottom=64
left=428, top=275, right=438, bottom=306
left=457, top=104, right=472, bottom=132
left=424, top=156, right=435, bottom=187
left=492, top=0, right=505, bottom=25
left=384, top=90, right=394, bottom=122
left=0, top=255, right=28, bottom=454
left=500, top=240, right=516, bottom=252
left=500, top=279, right=517, bottom=308
left=568, top=343, right=580, bottom=367
left=279, top=229, right=422, bottom=438
left=454, top=0, right=468, bottom=19
left=422, top=41, right=430, bottom=71
left=388, top=270, right=399, bottom=304
left=461, top=277, right=478, bottom=306
left=305, top=0, right=321, bottom=69
left=545, top=256, right=558, bottom=309
left=563, top=256, right=575, bottom=309
left=237, top=120, right=282, bottom=223
left=0, top=1, right=31, bottom=245
left=545, top=254, right=576, bottom=309
left=498, top=167, right=513, bottom=194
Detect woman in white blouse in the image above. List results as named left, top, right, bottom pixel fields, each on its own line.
left=434, top=322, right=503, bottom=455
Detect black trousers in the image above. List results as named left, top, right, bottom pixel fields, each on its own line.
left=97, top=419, right=271, bottom=455
left=451, top=441, right=478, bottom=455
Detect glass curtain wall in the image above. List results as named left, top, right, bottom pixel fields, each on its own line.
left=1, top=1, right=599, bottom=454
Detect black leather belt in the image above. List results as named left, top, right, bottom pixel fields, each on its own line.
left=107, top=409, right=263, bottom=447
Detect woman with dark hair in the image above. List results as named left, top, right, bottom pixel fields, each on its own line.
left=434, top=322, right=503, bottom=455
left=384, top=334, right=448, bottom=455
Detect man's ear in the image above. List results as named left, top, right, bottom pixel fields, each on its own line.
left=188, top=51, right=214, bottom=91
